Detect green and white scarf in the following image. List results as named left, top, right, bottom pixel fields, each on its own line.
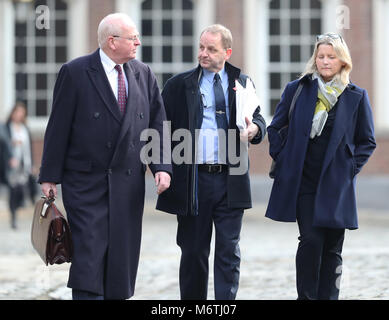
left=310, top=72, right=346, bottom=139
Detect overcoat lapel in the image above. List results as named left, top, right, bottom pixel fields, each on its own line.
left=225, top=63, right=240, bottom=127
left=109, top=62, right=141, bottom=165
left=301, top=79, right=318, bottom=135
left=183, top=68, right=202, bottom=216
left=87, top=50, right=122, bottom=123
left=321, top=85, right=361, bottom=172
left=184, top=67, right=201, bottom=133
left=118, top=62, right=140, bottom=142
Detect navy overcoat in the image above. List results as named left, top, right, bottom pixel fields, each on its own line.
left=265, top=75, right=376, bottom=229
left=39, top=49, right=171, bottom=299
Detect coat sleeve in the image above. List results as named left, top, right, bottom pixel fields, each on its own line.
left=267, top=82, right=296, bottom=160
left=250, top=106, right=266, bottom=144
left=38, top=64, right=78, bottom=184
left=353, top=89, right=376, bottom=174
left=146, top=66, right=173, bottom=177
left=161, top=79, right=174, bottom=123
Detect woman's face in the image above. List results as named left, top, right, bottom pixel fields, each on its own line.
left=11, top=105, right=26, bottom=123
left=315, top=44, right=344, bottom=82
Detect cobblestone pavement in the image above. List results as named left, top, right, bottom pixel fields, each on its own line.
left=0, top=176, right=389, bottom=300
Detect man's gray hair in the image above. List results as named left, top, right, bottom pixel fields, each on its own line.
left=97, top=13, right=135, bottom=48
left=200, top=24, right=233, bottom=49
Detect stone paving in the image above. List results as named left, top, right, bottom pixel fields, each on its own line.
left=0, top=176, right=388, bottom=300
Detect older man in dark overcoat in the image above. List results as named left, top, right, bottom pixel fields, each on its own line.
left=39, top=13, right=171, bottom=300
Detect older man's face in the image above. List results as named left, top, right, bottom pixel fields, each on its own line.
left=113, top=23, right=141, bottom=63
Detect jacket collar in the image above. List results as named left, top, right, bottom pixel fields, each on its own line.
left=86, top=49, right=122, bottom=123
left=183, top=62, right=241, bottom=127
left=183, top=61, right=241, bottom=84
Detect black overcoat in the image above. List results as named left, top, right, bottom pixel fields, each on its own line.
left=156, top=62, right=266, bottom=215
left=39, top=49, right=171, bottom=299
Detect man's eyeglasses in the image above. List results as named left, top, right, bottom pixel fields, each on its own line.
left=316, top=33, right=344, bottom=44
left=112, top=34, right=141, bottom=42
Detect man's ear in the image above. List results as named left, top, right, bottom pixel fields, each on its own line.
left=107, top=36, right=117, bottom=51
left=225, top=48, right=232, bottom=60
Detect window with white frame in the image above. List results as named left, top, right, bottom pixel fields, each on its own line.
left=268, top=0, right=322, bottom=114
left=14, top=0, right=67, bottom=118
left=141, top=0, right=195, bottom=89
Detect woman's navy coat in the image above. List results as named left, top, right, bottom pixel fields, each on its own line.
left=265, top=75, right=376, bottom=229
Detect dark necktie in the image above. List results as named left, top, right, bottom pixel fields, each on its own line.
left=214, top=73, right=228, bottom=163
left=114, top=64, right=127, bottom=115
left=213, top=73, right=228, bottom=131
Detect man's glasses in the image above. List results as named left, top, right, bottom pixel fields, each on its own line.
left=112, top=34, right=141, bottom=42
left=316, top=33, right=344, bottom=44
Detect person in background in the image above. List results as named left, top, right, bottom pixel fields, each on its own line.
left=265, top=33, right=376, bottom=299
left=3, top=102, right=34, bottom=229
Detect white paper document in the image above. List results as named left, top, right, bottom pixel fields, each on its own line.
left=235, top=78, right=260, bottom=131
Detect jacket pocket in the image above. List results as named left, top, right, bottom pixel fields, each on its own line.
left=277, top=125, right=289, bottom=146
left=345, top=143, right=355, bottom=157
left=345, top=144, right=357, bottom=177
left=64, top=158, right=92, bottom=172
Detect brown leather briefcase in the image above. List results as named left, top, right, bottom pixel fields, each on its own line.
left=31, top=191, right=73, bottom=265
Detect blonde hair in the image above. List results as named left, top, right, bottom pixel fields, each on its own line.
left=200, top=24, right=233, bottom=49
left=301, top=33, right=352, bottom=85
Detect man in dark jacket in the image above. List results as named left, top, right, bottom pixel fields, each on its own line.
left=39, top=13, right=171, bottom=300
left=157, top=24, right=266, bottom=300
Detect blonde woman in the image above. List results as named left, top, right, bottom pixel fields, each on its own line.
left=265, top=33, right=376, bottom=299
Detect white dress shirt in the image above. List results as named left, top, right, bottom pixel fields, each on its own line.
left=99, top=48, right=128, bottom=100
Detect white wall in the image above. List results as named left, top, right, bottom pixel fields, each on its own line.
left=67, top=0, right=89, bottom=59
left=0, top=0, right=15, bottom=121
left=320, top=0, right=344, bottom=34
left=373, top=0, right=389, bottom=131
left=244, top=0, right=271, bottom=125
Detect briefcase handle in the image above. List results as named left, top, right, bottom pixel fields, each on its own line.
left=40, top=189, right=55, bottom=219
left=48, top=189, right=55, bottom=201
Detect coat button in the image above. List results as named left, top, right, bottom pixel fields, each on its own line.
left=107, top=168, right=112, bottom=174
left=127, top=169, right=132, bottom=175
left=94, top=112, right=100, bottom=119
left=139, top=112, right=144, bottom=119
left=106, top=142, right=112, bottom=149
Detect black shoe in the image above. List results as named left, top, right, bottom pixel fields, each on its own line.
left=11, top=215, right=17, bottom=229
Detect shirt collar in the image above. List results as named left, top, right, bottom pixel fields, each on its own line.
left=99, top=48, right=122, bottom=74
left=201, top=67, right=227, bottom=84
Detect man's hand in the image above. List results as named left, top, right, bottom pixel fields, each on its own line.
left=240, top=116, right=259, bottom=142
left=155, top=171, right=171, bottom=195
left=41, top=182, right=57, bottom=198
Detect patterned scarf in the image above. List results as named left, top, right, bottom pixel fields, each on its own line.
left=310, top=72, right=346, bottom=139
